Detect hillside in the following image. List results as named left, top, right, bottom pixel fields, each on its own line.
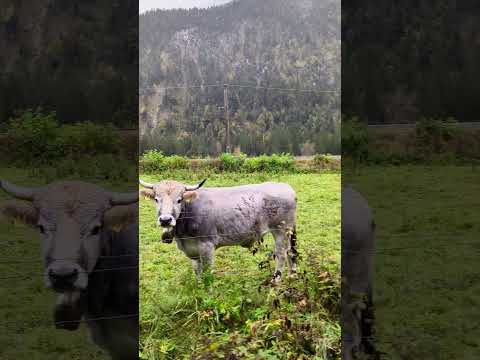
left=342, top=0, right=480, bottom=124
left=139, top=0, right=340, bottom=156
left=0, top=0, right=138, bottom=127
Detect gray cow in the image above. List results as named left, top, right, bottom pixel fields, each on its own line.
left=0, top=180, right=138, bottom=360
left=341, top=186, right=376, bottom=360
left=140, top=179, right=298, bottom=281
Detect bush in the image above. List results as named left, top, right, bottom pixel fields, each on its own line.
left=140, top=152, right=299, bottom=173
left=58, top=122, right=120, bottom=156
left=244, top=154, right=295, bottom=172
left=163, top=155, right=188, bottom=169
left=414, top=117, right=458, bottom=159
left=313, top=154, right=331, bottom=167
left=6, top=108, right=60, bottom=164
left=341, top=115, right=369, bottom=164
left=5, top=108, right=121, bottom=165
left=140, top=150, right=188, bottom=172
left=219, top=153, right=246, bottom=171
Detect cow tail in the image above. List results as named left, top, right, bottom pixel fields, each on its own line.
left=289, top=226, right=298, bottom=263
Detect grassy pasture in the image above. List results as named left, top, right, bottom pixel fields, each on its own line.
left=344, top=165, right=480, bottom=360
left=140, top=171, right=341, bottom=359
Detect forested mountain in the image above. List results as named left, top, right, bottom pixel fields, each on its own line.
left=0, top=0, right=138, bottom=127
left=140, top=0, right=340, bottom=156
left=342, top=0, right=480, bottom=124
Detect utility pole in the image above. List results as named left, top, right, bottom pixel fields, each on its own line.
left=224, top=83, right=231, bottom=153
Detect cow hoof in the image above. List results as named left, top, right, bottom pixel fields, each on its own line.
left=270, top=278, right=281, bottom=286
left=270, top=271, right=282, bottom=285
left=288, top=272, right=298, bottom=279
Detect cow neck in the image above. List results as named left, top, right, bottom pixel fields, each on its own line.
left=174, top=201, right=190, bottom=236
left=88, top=230, right=112, bottom=285
left=87, top=230, right=113, bottom=315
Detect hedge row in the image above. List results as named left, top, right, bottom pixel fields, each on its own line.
left=1, top=109, right=130, bottom=165
left=139, top=151, right=340, bottom=173
left=343, top=116, right=480, bottom=165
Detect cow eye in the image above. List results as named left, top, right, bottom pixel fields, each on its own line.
left=154, top=198, right=159, bottom=203
left=90, top=225, right=101, bottom=236
left=177, top=198, right=182, bottom=204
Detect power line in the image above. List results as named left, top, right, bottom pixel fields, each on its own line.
left=140, top=83, right=338, bottom=93
left=229, top=84, right=339, bottom=93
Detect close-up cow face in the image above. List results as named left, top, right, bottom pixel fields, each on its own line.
left=0, top=180, right=138, bottom=293
left=139, top=179, right=206, bottom=241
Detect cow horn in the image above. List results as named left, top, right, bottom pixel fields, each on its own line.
left=0, top=179, right=36, bottom=201
left=139, top=180, right=154, bottom=189
left=109, top=192, right=139, bottom=205
left=185, top=178, right=207, bottom=191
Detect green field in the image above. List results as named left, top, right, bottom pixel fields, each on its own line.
left=0, top=167, right=135, bottom=360
left=344, top=165, right=480, bottom=360
left=140, top=171, right=341, bottom=359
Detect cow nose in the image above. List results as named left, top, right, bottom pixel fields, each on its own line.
left=159, top=215, right=172, bottom=227
left=49, top=267, right=79, bottom=286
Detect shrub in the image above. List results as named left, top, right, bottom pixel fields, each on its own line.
left=140, top=150, right=165, bottom=172
left=244, top=153, right=294, bottom=172
left=163, top=155, right=188, bottom=170
left=313, top=154, right=331, bottom=166
left=140, top=153, right=300, bottom=173
left=6, top=108, right=60, bottom=164
left=341, top=115, right=369, bottom=164
left=219, top=153, right=246, bottom=171
left=414, top=117, right=458, bottom=159
left=58, top=122, right=120, bottom=156
left=5, top=109, right=121, bottom=165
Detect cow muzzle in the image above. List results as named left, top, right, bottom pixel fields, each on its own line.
left=46, top=262, right=87, bottom=292
left=158, top=214, right=176, bottom=227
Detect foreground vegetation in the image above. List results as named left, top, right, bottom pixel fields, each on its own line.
left=344, top=165, right=480, bottom=359
left=140, top=170, right=341, bottom=359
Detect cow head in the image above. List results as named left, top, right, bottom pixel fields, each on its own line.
left=0, top=180, right=138, bottom=328
left=139, top=179, right=206, bottom=242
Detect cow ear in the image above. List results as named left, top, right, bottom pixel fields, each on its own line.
left=104, top=205, right=138, bottom=233
left=0, top=200, right=38, bottom=227
left=140, top=189, right=155, bottom=200
left=182, top=191, right=197, bottom=203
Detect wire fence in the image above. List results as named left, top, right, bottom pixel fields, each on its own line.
left=0, top=266, right=139, bottom=281
left=54, top=314, right=138, bottom=326
left=2, top=314, right=139, bottom=328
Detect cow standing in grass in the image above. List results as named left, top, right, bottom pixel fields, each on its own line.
left=0, top=180, right=138, bottom=360
left=140, top=179, right=298, bottom=281
left=342, top=186, right=377, bottom=360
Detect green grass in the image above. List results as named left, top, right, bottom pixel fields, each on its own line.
left=344, top=165, right=480, bottom=360
left=0, top=166, right=136, bottom=360
left=140, top=171, right=341, bottom=359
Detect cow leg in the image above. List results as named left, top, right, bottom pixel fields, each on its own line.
left=198, top=241, right=215, bottom=273
left=272, top=230, right=288, bottom=282
left=191, top=258, right=202, bottom=276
